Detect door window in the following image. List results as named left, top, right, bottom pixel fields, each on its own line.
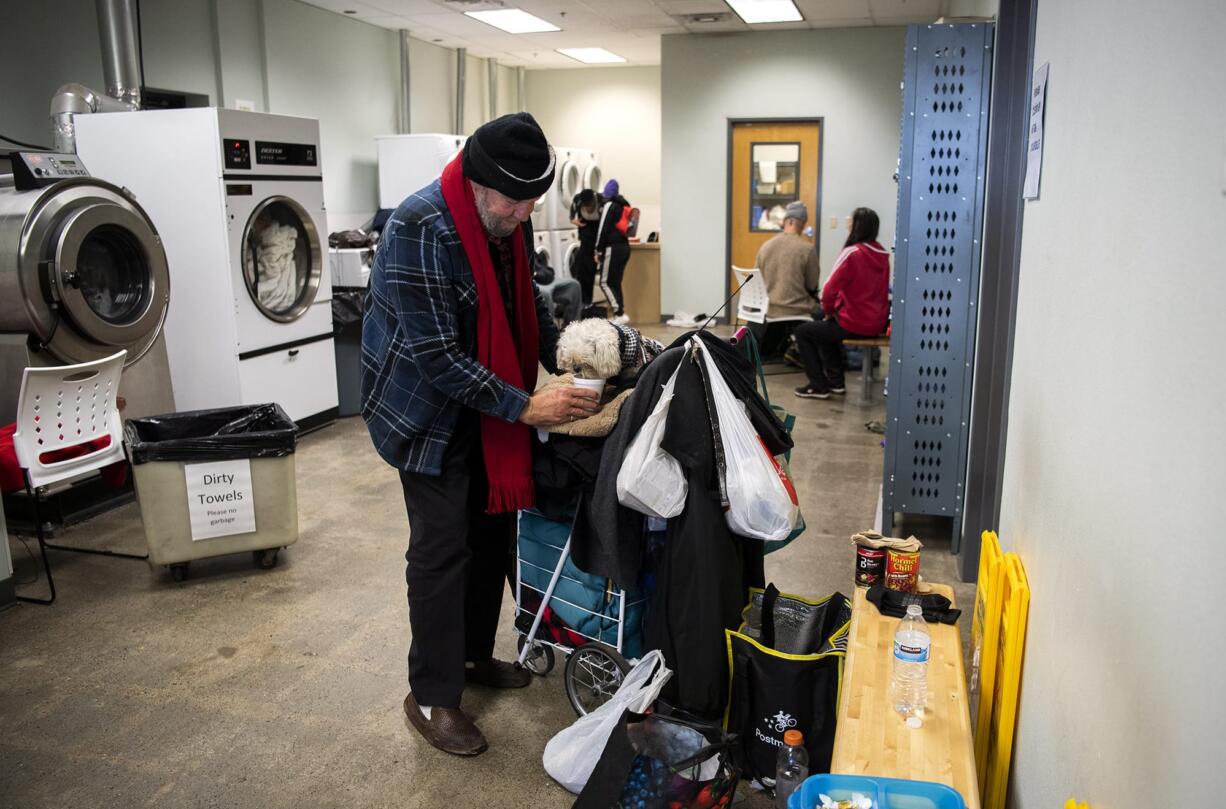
left=242, top=197, right=321, bottom=322
left=750, top=142, right=801, bottom=232
left=75, top=225, right=149, bottom=324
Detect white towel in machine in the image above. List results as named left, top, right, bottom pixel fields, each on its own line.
left=255, top=222, right=300, bottom=310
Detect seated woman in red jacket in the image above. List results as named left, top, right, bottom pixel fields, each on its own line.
left=793, top=207, right=890, bottom=399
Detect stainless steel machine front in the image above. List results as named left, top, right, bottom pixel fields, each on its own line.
left=0, top=167, right=173, bottom=421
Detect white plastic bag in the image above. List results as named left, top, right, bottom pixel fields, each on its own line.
left=616, top=362, right=688, bottom=518
left=694, top=337, right=798, bottom=541
left=542, top=650, right=673, bottom=794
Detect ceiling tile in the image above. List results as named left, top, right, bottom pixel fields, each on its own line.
left=794, top=0, right=871, bottom=20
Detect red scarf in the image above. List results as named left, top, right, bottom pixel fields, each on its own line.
left=440, top=154, right=539, bottom=513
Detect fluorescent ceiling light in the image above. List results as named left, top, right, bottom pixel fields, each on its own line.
left=557, top=48, right=627, bottom=64
left=725, top=0, right=803, bottom=24
left=465, top=9, right=560, bottom=34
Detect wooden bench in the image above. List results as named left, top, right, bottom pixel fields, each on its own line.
left=831, top=584, right=979, bottom=808
left=843, top=335, right=890, bottom=402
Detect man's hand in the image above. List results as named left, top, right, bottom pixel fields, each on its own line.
left=519, top=387, right=601, bottom=427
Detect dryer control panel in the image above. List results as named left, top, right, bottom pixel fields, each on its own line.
left=12, top=152, right=90, bottom=190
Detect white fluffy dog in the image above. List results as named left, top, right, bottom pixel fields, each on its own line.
left=555, top=318, right=624, bottom=380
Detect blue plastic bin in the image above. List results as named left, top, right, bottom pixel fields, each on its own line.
left=787, top=774, right=966, bottom=809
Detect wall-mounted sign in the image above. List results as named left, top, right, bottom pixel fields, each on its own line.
left=1023, top=62, right=1050, bottom=199
left=185, top=459, right=256, bottom=541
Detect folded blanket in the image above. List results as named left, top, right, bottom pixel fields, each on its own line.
left=536, top=374, right=632, bottom=438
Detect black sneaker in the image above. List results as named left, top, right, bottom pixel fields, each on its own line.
left=829, top=386, right=846, bottom=395
left=794, top=385, right=831, bottom=399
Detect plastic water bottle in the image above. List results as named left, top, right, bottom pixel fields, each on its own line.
left=891, top=603, right=931, bottom=721
left=775, top=729, right=808, bottom=808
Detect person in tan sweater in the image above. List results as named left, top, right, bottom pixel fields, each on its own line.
left=750, top=201, right=820, bottom=355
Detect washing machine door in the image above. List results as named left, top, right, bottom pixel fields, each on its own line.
left=583, top=163, right=601, bottom=193
left=240, top=195, right=323, bottom=323
left=1, top=180, right=170, bottom=366
left=561, top=159, right=586, bottom=208
left=563, top=240, right=581, bottom=279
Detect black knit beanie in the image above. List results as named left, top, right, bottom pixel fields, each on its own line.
left=462, top=112, right=555, bottom=200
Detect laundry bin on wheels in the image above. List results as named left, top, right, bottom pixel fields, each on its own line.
left=123, top=404, right=298, bottom=581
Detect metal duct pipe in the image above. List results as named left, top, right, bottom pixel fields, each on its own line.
left=398, top=30, right=411, bottom=134
left=455, top=48, right=466, bottom=135
left=487, top=58, right=498, bottom=121
left=96, top=0, right=142, bottom=108
left=49, top=83, right=133, bottom=153
left=517, top=67, right=526, bottom=112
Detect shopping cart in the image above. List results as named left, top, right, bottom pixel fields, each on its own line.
left=514, top=508, right=647, bottom=717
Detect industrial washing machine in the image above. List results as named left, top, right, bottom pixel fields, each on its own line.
left=573, top=148, right=602, bottom=195
left=547, top=147, right=584, bottom=231
left=534, top=230, right=553, bottom=271
left=75, top=109, right=338, bottom=429
left=0, top=151, right=174, bottom=423
left=376, top=133, right=465, bottom=210
left=552, top=228, right=580, bottom=280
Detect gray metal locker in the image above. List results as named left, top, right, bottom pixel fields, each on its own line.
left=882, top=23, right=995, bottom=547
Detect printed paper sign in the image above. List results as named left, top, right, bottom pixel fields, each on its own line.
left=1023, top=62, right=1050, bottom=199
left=185, top=459, right=256, bottom=541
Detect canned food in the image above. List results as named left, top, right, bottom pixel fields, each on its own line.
left=855, top=545, right=886, bottom=587
left=885, top=548, right=921, bottom=592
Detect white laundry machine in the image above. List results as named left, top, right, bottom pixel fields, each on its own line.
left=573, top=148, right=602, bottom=194
left=75, top=108, right=338, bottom=429
left=551, top=228, right=581, bottom=280
left=546, top=147, right=585, bottom=231
left=533, top=230, right=553, bottom=272
left=376, top=133, right=465, bottom=210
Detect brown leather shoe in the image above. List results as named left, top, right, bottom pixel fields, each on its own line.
left=464, top=658, right=532, bottom=689
left=403, top=693, right=488, bottom=756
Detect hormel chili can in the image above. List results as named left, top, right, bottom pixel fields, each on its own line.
left=885, top=548, right=921, bottom=592
left=855, top=545, right=886, bottom=587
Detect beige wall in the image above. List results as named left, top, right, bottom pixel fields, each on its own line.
left=999, top=0, right=1226, bottom=806
left=525, top=66, right=662, bottom=236
left=660, top=28, right=905, bottom=316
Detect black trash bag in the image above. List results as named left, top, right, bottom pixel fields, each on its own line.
left=124, top=404, right=296, bottom=464
left=332, top=288, right=365, bottom=333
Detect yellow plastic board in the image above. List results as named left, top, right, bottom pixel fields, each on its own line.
left=971, top=531, right=1005, bottom=782
left=982, top=553, right=1030, bottom=809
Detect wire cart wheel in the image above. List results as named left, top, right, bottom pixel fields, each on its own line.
left=516, top=635, right=556, bottom=676
left=565, top=642, right=630, bottom=716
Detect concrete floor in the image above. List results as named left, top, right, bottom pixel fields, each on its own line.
left=1, top=330, right=974, bottom=809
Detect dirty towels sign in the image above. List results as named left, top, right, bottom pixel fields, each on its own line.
left=185, top=459, right=256, bottom=540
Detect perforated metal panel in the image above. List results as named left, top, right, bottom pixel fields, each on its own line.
left=883, top=24, right=994, bottom=542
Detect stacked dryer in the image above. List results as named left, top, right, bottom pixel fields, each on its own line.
left=75, top=109, right=339, bottom=430
left=531, top=146, right=601, bottom=282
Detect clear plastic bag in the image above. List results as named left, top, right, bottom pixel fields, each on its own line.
left=694, top=338, right=798, bottom=541
left=615, top=362, right=688, bottom=518
left=543, top=650, right=672, bottom=794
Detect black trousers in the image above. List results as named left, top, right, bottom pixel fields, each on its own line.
left=793, top=317, right=874, bottom=391
left=599, top=243, right=630, bottom=315
left=398, top=411, right=515, bottom=708
left=573, top=249, right=597, bottom=306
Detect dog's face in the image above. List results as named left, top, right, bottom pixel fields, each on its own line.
left=555, top=319, right=623, bottom=380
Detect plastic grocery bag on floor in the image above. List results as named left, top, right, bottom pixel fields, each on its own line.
left=694, top=338, right=799, bottom=541
left=543, top=650, right=673, bottom=794
left=616, top=362, right=687, bottom=518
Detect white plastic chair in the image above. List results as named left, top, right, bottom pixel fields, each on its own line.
left=732, top=265, right=768, bottom=324
left=11, top=350, right=138, bottom=604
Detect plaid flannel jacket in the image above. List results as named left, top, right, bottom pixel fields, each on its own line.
left=361, top=180, right=559, bottom=474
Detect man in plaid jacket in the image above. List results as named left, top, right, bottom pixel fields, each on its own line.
left=361, top=113, right=599, bottom=756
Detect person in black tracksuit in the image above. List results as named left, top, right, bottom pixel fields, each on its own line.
left=595, top=178, right=631, bottom=322
left=569, top=188, right=600, bottom=315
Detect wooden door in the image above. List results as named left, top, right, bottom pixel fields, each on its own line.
left=729, top=121, right=822, bottom=299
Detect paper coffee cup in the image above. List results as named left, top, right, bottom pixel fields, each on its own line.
left=571, top=377, right=606, bottom=399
